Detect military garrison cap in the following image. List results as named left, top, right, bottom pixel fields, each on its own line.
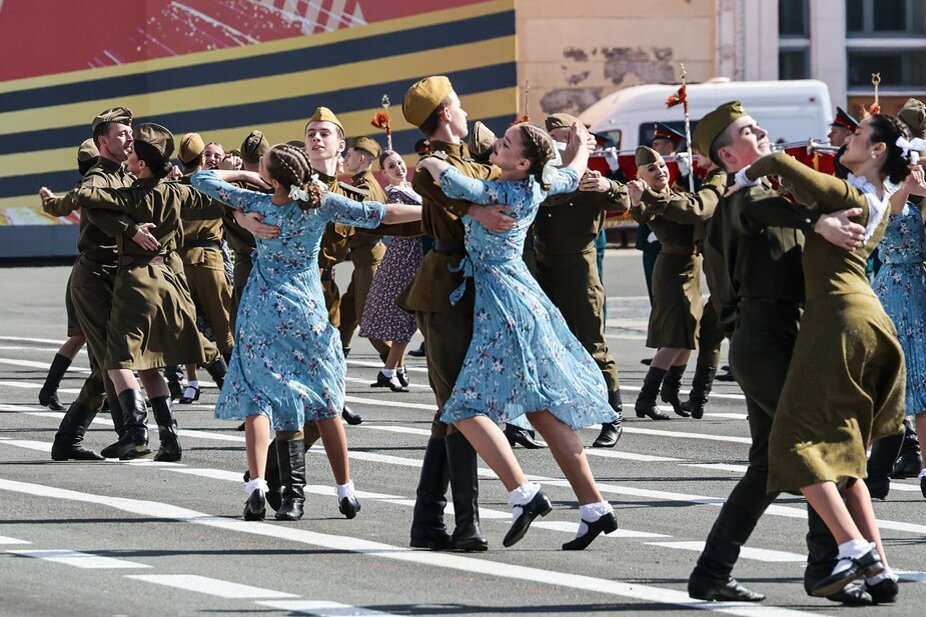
left=77, top=138, right=99, bottom=164
left=898, top=98, right=926, bottom=135
left=653, top=122, right=684, bottom=144
left=467, top=121, right=496, bottom=163
left=634, top=145, right=662, bottom=167
left=178, top=132, right=205, bottom=165
left=306, top=106, right=343, bottom=133
left=545, top=113, right=580, bottom=132
left=240, top=130, right=270, bottom=163
left=133, top=123, right=175, bottom=176
left=403, top=76, right=452, bottom=128
left=349, top=136, right=381, bottom=159
left=91, top=106, right=133, bottom=133
left=692, top=100, right=748, bottom=158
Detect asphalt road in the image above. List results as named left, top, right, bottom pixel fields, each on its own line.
left=0, top=250, right=923, bottom=617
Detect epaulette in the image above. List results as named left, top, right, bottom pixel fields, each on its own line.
left=339, top=182, right=369, bottom=199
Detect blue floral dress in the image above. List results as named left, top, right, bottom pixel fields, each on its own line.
left=435, top=167, right=617, bottom=430
left=873, top=201, right=926, bottom=416
left=191, top=170, right=386, bottom=430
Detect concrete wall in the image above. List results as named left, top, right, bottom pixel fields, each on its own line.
left=516, top=0, right=717, bottom=118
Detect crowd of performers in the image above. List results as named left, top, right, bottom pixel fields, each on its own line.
left=34, top=74, right=926, bottom=605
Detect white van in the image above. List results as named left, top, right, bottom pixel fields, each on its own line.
left=580, top=78, right=833, bottom=152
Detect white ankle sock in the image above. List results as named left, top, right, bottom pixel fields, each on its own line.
left=576, top=501, right=613, bottom=538
left=187, top=380, right=199, bottom=389
left=183, top=381, right=199, bottom=398
left=919, top=468, right=926, bottom=479
left=244, top=478, right=269, bottom=495
left=508, top=482, right=540, bottom=522
left=397, top=367, right=407, bottom=375
left=381, top=369, right=396, bottom=378
left=866, top=565, right=897, bottom=585
left=337, top=480, right=355, bottom=499
left=834, top=539, right=874, bottom=574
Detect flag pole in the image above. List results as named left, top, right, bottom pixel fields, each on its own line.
left=679, top=64, right=695, bottom=192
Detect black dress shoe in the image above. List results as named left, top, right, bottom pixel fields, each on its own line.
left=634, top=404, right=671, bottom=421
left=504, top=424, right=545, bottom=449
left=371, top=371, right=409, bottom=393
left=39, top=388, right=65, bottom=411
left=867, top=578, right=899, bottom=604
left=179, top=386, right=200, bottom=405
left=825, top=581, right=873, bottom=605
left=408, top=344, right=426, bottom=358
left=688, top=573, right=766, bottom=602
left=396, top=370, right=409, bottom=388
left=339, top=495, right=361, bottom=519
left=50, top=444, right=104, bottom=461
left=410, top=528, right=454, bottom=550
left=341, top=407, right=363, bottom=425
left=562, top=512, right=618, bottom=550
left=640, top=358, right=652, bottom=366
left=591, top=422, right=620, bottom=448
left=453, top=536, right=489, bottom=551
left=503, top=491, right=552, bottom=547
left=810, top=548, right=884, bottom=597
left=865, top=476, right=890, bottom=501
left=243, top=489, right=266, bottom=521
left=714, top=370, right=736, bottom=382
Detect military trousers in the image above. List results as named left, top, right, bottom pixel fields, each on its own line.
left=184, top=260, right=234, bottom=356
left=695, top=296, right=724, bottom=369
left=339, top=241, right=389, bottom=355
left=69, top=255, right=118, bottom=406
left=536, top=248, right=620, bottom=392
left=416, top=310, right=473, bottom=438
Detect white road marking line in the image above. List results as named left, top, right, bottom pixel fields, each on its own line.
left=0, top=346, right=86, bottom=355
left=257, top=600, right=395, bottom=615
left=0, top=358, right=90, bottom=373
left=619, top=383, right=746, bottom=401
left=344, top=395, right=436, bottom=412
left=347, top=359, right=428, bottom=374
left=0, top=336, right=65, bottom=345
left=0, top=478, right=828, bottom=617
left=6, top=549, right=151, bottom=569
left=0, top=535, right=30, bottom=544
left=125, top=574, right=298, bottom=599
left=621, top=426, right=752, bottom=444
left=686, top=462, right=924, bottom=492
left=897, top=570, right=926, bottom=583
left=646, top=541, right=806, bottom=563
left=344, top=376, right=430, bottom=390
left=0, top=381, right=82, bottom=394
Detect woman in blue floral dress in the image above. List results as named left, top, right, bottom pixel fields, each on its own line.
left=191, top=145, right=421, bottom=521
left=416, top=122, right=618, bottom=550
left=869, top=169, right=926, bottom=498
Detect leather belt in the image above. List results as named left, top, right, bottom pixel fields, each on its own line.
left=660, top=245, right=696, bottom=256
left=184, top=239, right=222, bottom=249
left=433, top=239, right=466, bottom=254
left=119, top=254, right=165, bottom=267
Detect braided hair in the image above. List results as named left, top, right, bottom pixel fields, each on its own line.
left=265, top=144, right=323, bottom=210
left=868, top=114, right=914, bottom=185
left=517, top=123, right=557, bottom=190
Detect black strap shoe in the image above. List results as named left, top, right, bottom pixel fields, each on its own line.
left=341, top=406, right=363, bottom=425
left=866, top=578, right=899, bottom=604
left=371, top=371, right=409, bottom=392
left=396, top=370, right=409, bottom=388
left=503, top=490, right=552, bottom=548
left=562, top=511, right=618, bottom=550
left=810, top=548, right=884, bottom=598
left=504, top=424, right=546, bottom=449
left=825, top=582, right=873, bottom=605
left=339, top=495, right=361, bottom=519
left=688, top=574, right=766, bottom=602
left=243, top=489, right=266, bottom=521
left=179, top=385, right=201, bottom=405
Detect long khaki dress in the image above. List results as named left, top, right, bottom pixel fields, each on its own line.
left=73, top=178, right=217, bottom=371
left=631, top=170, right=726, bottom=349
left=746, top=152, right=906, bottom=492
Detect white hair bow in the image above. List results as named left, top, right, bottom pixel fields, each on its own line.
left=895, top=136, right=926, bottom=164
left=288, top=184, right=310, bottom=202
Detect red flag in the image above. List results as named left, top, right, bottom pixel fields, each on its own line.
left=665, top=84, right=687, bottom=109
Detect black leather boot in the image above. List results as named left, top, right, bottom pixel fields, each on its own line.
left=242, top=440, right=283, bottom=510
left=274, top=437, right=305, bottom=520
left=51, top=402, right=103, bottom=461
left=660, top=364, right=689, bottom=417
left=100, top=389, right=150, bottom=460
left=680, top=365, right=716, bottom=420
left=635, top=367, right=670, bottom=420
left=163, top=365, right=183, bottom=401
left=688, top=502, right=766, bottom=602
left=410, top=437, right=453, bottom=549
left=891, top=420, right=922, bottom=479
left=866, top=432, right=903, bottom=500
left=205, top=356, right=227, bottom=389
left=39, top=353, right=70, bottom=411
left=108, top=396, right=125, bottom=438
left=445, top=432, right=487, bottom=551
left=805, top=505, right=873, bottom=604
left=593, top=390, right=624, bottom=447
left=150, top=396, right=181, bottom=462
left=504, top=424, right=545, bottom=449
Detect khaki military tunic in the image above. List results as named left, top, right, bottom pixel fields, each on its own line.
left=632, top=169, right=725, bottom=350
left=73, top=177, right=216, bottom=370
left=533, top=179, right=629, bottom=392
left=398, top=141, right=499, bottom=434
left=222, top=181, right=265, bottom=331
left=742, top=153, right=905, bottom=492
left=43, top=158, right=137, bottom=406
left=178, top=176, right=234, bottom=356
left=340, top=170, right=389, bottom=354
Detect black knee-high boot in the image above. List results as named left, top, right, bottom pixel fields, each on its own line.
left=100, top=389, right=150, bottom=460
left=660, top=364, right=689, bottom=417
left=681, top=364, right=717, bottom=419
left=150, top=396, right=181, bottom=462
left=274, top=437, right=305, bottom=521
left=891, top=419, right=922, bottom=478
left=410, top=437, right=453, bottom=549
left=445, top=432, right=487, bottom=551
left=205, top=357, right=227, bottom=389
left=39, top=353, right=71, bottom=411
left=51, top=402, right=103, bottom=461
left=635, top=366, right=670, bottom=420
left=866, top=432, right=904, bottom=500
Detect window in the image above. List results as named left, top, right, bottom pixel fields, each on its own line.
left=779, top=0, right=808, bottom=37
left=848, top=50, right=926, bottom=88
left=847, top=0, right=926, bottom=35
left=638, top=122, right=687, bottom=150
left=780, top=50, right=810, bottom=79
left=598, top=130, right=622, bottom=150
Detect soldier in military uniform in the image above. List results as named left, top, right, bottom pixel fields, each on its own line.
left=175, top=132, right=234, bottom=403
left=687, top=101, right=876, bottom=605
left=340, top=135, right=391, bottom=359
left=40, top=107, right=143, bottom=461
left=532, top=112, right=630, bottom=448
left=399, top=76, right=518, bottom=551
